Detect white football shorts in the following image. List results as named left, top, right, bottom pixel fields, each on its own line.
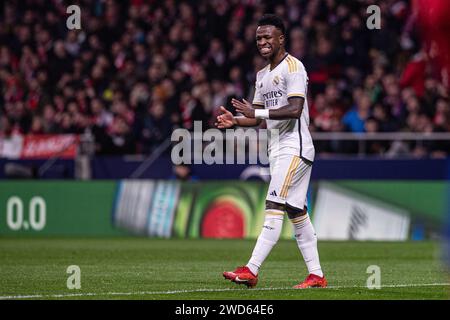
left=266, top=153, right=312, bottom=211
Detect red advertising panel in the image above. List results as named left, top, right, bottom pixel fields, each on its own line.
left=20, top=135, right=79, bottom=159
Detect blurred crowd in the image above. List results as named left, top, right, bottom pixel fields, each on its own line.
left=0, top=0, right=449, bottom=156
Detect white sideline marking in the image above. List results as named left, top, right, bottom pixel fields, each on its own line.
left=1, top=283, right=449, bottom=300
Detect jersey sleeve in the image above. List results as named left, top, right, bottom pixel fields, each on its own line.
left=252, top=76, right=264, bottom=107
left=285, top=66, right=308, bottom=99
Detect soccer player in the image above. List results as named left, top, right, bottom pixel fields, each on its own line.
left=216, top=14, right=327, bottom=289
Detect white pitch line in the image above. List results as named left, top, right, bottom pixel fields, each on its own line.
left=1, top=283, right=449, bottom=300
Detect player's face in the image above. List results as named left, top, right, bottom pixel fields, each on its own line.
left=256, top=25, right=284, bottom=60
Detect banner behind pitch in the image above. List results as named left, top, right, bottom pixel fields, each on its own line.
left=0, top=180, right=446, bottom=238
left=0, top=181, right=126, bottom=236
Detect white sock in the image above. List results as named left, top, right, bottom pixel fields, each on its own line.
left=247, top=210, right=284, bottom=275
left=290, top=214, right=323, bottom=277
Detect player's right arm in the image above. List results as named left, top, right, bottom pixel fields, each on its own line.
left=228, top=70, right=266, bottom=127
left=215, top=69, right=266, bottom=128
left=215, top=106, right=263, bottom=128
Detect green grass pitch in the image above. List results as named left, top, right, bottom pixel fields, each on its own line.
left=0, top=238, right=448, bottom=300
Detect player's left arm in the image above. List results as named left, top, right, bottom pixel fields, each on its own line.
left=232, top=97, right=304, bottom=120
left=266, top=96, right=304, bottom=119
left=234, top=65, right=307, bottom=120
left=268, top=65, right=308, bottom=119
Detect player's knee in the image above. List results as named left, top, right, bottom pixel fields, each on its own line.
left=285, top=203, right=306, bottom=219
left=265, top=200, right=285, bottom=212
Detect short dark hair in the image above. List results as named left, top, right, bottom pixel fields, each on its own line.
left=257, top=14, right=285, bottom=35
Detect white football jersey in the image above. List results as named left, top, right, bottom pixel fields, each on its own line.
left=252, top=53, right=315, bottom=162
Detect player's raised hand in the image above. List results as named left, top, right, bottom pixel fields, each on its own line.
left=215, top=106, right=235, bottom=128
left=232, top=98, right=255, bottom=118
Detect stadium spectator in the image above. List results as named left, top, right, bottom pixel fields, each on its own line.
left=342, top=93, right=371, bottom=133
left=0, top=0, right=448, bottom=158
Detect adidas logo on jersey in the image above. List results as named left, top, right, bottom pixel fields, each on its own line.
left=270, top=190, right=277, bottom=197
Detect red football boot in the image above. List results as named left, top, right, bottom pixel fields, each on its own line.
left=293, top=274, right=327, bottom=289
left=223, top=266, right=258, bottom=288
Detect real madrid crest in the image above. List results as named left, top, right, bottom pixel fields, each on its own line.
left=273, top=75, right=280, bottom=86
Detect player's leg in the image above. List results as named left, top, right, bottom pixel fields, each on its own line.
left=223, top=154, right=294, bottom=287
left=222, top=201, right=285, bottom=288
left=245, top=153, right=298, bottom=276
left=246, top=200, right=285, bottom=276
left=285, top=157, right=327, bottom=288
